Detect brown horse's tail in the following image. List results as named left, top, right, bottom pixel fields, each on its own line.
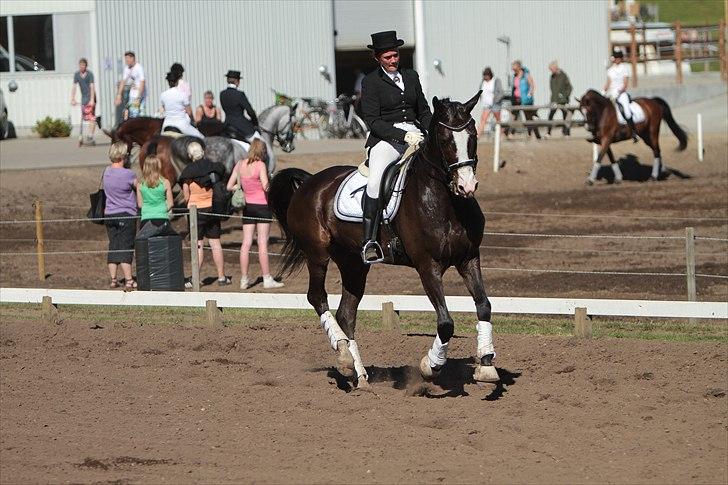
left=268, top=168, right=311, bottom=278
left=653, top=97, right=688, bottom=151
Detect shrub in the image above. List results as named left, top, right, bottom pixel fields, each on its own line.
left=33, top=117, right=71, bottom=138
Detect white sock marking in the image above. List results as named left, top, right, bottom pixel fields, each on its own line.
left=348, top=340, right=367, bottom=380
left=652, top=157, right=661, bottom=178
left=476, top=321, right=496, bottom=359
left=320, top=311, right=348, bottom=350
left=427, top=335, right=449, bottom=367
left=589, top=161, right=600, bottom=181
left=612, top=163, right=623, bottom=181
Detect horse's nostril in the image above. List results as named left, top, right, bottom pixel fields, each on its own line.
left=458, top=185, right=465, bottom=192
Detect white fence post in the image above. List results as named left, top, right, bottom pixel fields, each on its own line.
left=685, top=227, right=697, bottom=302
left=493, top=123, right=501, bottom=172
left=696, top=113, right=704, bottom=162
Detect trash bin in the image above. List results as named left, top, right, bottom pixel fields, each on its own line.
left=135, top=233, right=185, bottom=291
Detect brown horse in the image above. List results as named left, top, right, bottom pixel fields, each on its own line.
left=579, top=89, right=687, bottom=184
left=107, top=117, right=163, bottom=159
left=268, top=92, right=500, bottom=390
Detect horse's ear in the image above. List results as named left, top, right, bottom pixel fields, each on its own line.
left=291, top=102, right=299, bottom=112
left=432, top=96, right=442, bottom=112
left=464, top=90, right=482, bottom=113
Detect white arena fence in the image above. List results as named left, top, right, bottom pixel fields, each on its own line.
left=0, top=205, right=726, bottom=301
left=1, top=288, right=726, bottom=320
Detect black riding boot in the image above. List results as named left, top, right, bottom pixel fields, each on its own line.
left=361, top=194, right=384, bottom=264
left=627, top=117, right=638, bottom=143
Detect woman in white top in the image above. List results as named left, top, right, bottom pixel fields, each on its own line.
left=604, top=50, right=637, bottom=142
left=476, top=67, right=504, bottom=138
left=159, top=71, right=204, bottom=139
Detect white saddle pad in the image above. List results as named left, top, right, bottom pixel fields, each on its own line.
left=616, top=101, right=646, bottom=125
left=334, top=159, right=411, bottom=223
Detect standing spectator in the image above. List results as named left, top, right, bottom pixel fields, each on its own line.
left=476, top=67, right=504, bottom=138
left=194, top=91, right=225, bottom=136
left=136, top=155, right=173, bottom=231
left=170, top=63, right=191, bottom=104
left=181, top=142, right=231, bottom=287
left=510, top=60, right=541, bottom=139
left=70, top=58, right=96, bottom=147
left=115, top=51, right=146, bottom=118
left=546, top=60, right=573, bottom=137
left=226, top=139, right=284, bottom=290
left=103, top=141, right=138, bottom=290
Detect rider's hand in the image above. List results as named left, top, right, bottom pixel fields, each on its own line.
left=404, top=131, right=424, bottom=147
left=114, top=94, right=122, bottom=106
left=71, top=99, right=77, bottom=106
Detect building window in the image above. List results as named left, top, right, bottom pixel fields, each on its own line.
left=0, top=17, right=8, bottom=72
left=13, top=15, right=54, bottom=71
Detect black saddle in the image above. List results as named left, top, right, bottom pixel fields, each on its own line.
left=222, top=124, right=252, bottom=142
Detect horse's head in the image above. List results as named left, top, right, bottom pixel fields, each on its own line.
left=578, top=89, right=607, bottom=131
left=279, top=103, right=298, bottom=153
left=428, top=91, right=481, bottom=197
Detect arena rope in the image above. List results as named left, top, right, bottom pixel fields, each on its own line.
left=483, top=231, right=686, bottom=240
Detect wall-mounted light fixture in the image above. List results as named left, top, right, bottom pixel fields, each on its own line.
left=318, top=65, right=331, bottom=82
left=433, top=59, right=443, bottom=75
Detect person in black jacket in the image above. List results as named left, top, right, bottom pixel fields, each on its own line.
left=219, top=70, right=258, bottom=141
left=359, top=30, right=433, bottom=264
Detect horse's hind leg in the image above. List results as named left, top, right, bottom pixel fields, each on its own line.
left=306, top=258, right=355, bottom=378
left=644, top=128, right=663, bottom=180
left=457, top=257, right=499, bottom=383
left=331, top=249, right=370, bottom=386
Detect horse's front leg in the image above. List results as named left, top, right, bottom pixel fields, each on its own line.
left=606, top=147, right=623, bottom=183
left=416, top=262, right=454, bottom=380
left=456, top=257, right=499, bottom=383
left=587, top=138, right=611, bottom=185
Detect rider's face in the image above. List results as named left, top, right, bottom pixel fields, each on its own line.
left=377, top=49, right=400, bottom=73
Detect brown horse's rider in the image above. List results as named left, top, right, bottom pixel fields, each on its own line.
left=359, top=30, right=432, bottom=264
left=604, top=50, right=638, bottom=143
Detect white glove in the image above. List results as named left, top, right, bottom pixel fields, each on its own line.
left=404, top=131, right=424, bottom=147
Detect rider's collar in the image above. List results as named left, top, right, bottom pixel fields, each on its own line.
left=226, top=83, right=237, bottom=89
left=381, top=67, right=400, bottom=81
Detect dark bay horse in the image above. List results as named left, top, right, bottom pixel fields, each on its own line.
left=579, top=89, right=687, bottom=184
left=107, top=117, right=163, bottom=159
left=268, top=92, right=499, bottom=390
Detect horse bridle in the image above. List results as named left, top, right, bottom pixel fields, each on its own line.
left=435, top=118, right=478, bottom=172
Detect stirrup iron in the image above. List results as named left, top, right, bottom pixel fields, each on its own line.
left=362, top=240, right=385, bottom=264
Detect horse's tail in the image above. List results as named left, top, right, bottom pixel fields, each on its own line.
left=653, top=97, right=688, bottom=151
left=268, top=168, right=311, bottom=278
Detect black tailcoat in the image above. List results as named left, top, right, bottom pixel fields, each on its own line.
left=219, top=87, right=258, bottom=140
left=360, top=68, right=433, bottom=149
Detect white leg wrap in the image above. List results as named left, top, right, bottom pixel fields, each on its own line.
left=476, top=321, right=496, bottom=359
left=427, top=335, right=449, bottom=368
left=320, top=311, right=348, bottom=350
left=589, top=161, right=600, bottom=181
left=348, top=340, right=368, bottom=380
left=612, top=163, right=623, bottom=182
left=652, top=157, right=661, bottom=179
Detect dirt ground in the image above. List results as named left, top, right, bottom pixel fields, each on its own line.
left=1, top=133, right=726, bottom=301
left=1, top=133, right=727, bottom=484
left=0, top=315, right=726, bottom=484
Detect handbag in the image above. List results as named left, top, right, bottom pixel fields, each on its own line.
left=87, top=168, right=107, bottom=224
left=230, top=164, right=246, bottom=210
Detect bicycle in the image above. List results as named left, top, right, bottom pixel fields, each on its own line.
left=322, top=94, right=368, bottom=139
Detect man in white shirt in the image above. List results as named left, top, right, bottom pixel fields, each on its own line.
left=115, top=51, right=146, bottom=118
left=604, top=50, right=637, bottom=142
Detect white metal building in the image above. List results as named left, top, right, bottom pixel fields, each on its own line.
left=1, top=0, right=609, bottom=135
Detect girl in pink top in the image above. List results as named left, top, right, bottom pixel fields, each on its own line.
left=227, top=139, right=284, bottom=290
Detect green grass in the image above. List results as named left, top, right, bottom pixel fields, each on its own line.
left=646, top=0, right=725, bottom=25
left=690, top=60, right=721, bottom=72
left=2, top=304, right=726, bottom=343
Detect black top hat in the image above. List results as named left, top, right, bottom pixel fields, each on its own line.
left=225, top=70, right=241, bottom=79
left=367, top=31, right=405, bottom=51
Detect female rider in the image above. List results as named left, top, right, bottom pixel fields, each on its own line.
left=159, top=71, right=204, bottom=138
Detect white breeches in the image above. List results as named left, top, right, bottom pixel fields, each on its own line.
left=615, top=92, right=632, bottom=119
left=163, top=117, right=204, bottom=139
left=366, top=141, right=402, bottom=198
left=366, top=123, right=421, bottom=198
